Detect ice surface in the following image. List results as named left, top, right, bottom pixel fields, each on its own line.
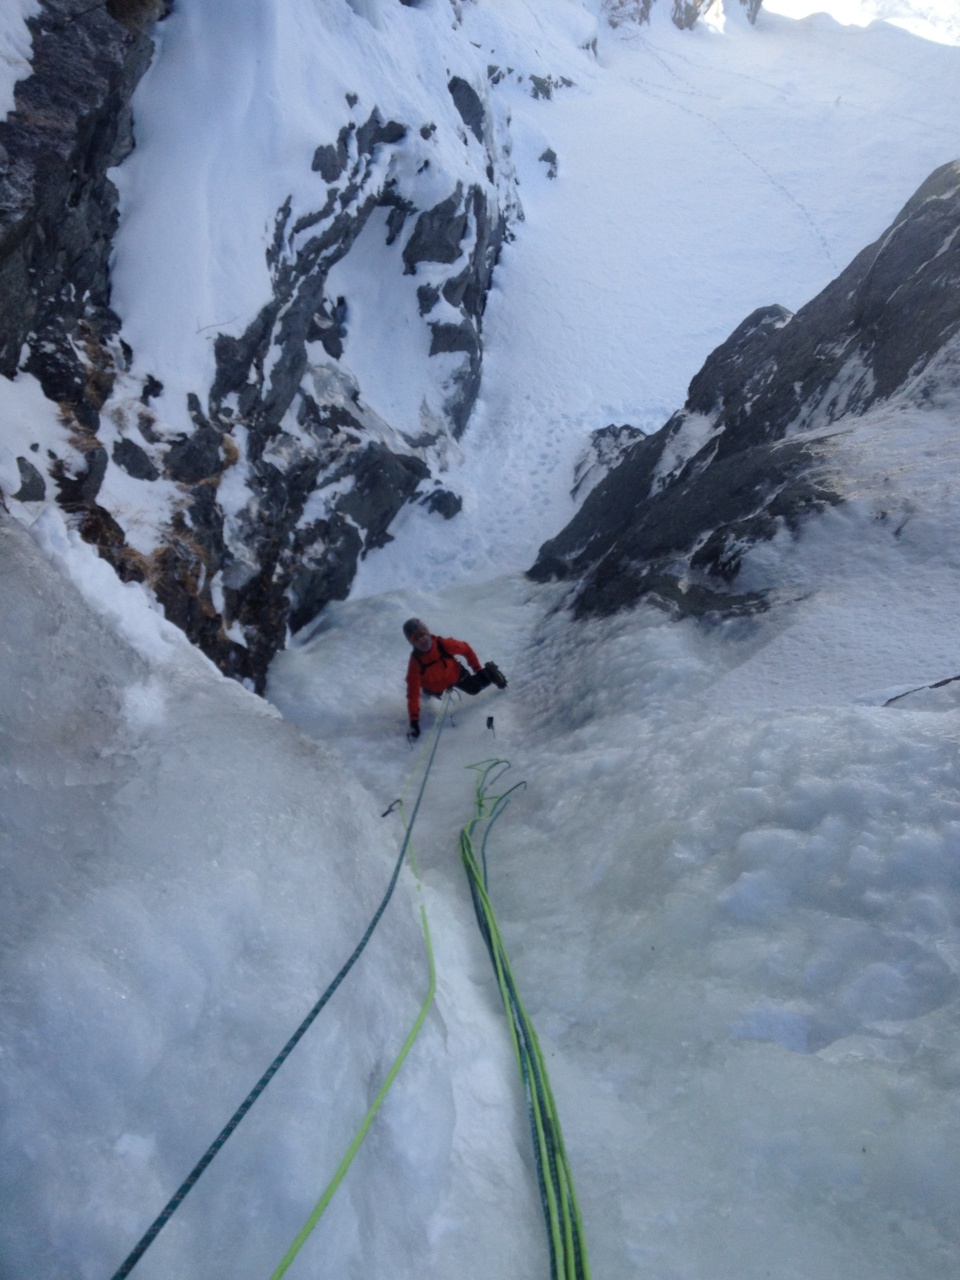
left=3, top=2, right=960, bottom=1279
left=268, top=531, right=960, bottom=1279
left=0, top=516, right=539, bottom=1279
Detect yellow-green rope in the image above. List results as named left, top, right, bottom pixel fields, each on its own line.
left=459, top=760, right=590, bottom=1280
left=267, top=741, right=590, bottom=1280
left=268, top=897, right=436, bottom=1279
left=266, top=700, right=448, bottom=1279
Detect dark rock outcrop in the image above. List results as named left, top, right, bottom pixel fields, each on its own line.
left=605, top=0, right=763, bottom=29
left=570, top=423, right=646, bottom=501
left=12, top=456, right=46, bottom=502
left=448, top=77, right=485, bottom=143
left=0, top=0, right=165, bottom=387
left=403, top=183, right=471, bottom=272
left=529, top=161, right=960, bottom=620
left=1, top=7, right=515, bottom=692
left=539, top=148, right=558, bottom=180
left=0, top=1, right=168, bottom=588
left=112, top=437, right=158, bottom=482
left=172, top=109, right=509, bottom=687
left=419, top=486, right=462, bottom=519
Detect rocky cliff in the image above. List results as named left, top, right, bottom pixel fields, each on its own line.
left=604, top=0, right=763, bottom=28
left=0, top=1, right=166, bottom=382
left=1, top=0, right=518, bottom=691
left=1, top=0, right=764, bottom=692
left=529, top=160, right=960, bottom=619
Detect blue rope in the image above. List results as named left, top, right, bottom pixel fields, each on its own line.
left=107, top=697, right=450, bottom=1280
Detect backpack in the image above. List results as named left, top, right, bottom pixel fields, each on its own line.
left=413, top=636, right=456, bottom=675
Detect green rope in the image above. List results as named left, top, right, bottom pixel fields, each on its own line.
left=459, top=761, right=590, bottom=1280
left=106, top=700, right=451, bottom=1280
left=269, top=897, right=436, bottom=1279
left=266, top=700, right=448, bottom=1278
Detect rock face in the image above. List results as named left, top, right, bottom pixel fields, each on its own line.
left=529, top=161, right=960, bottom=619
left=0, top=0, right=770, bottom=693
left=0, top=1, right=165, bottom=382
left=182, top=105, right=509, bottom=684
left=0, top=1, right=517, bottom=692
left=0, top=0, right=173, bottom=633
left=604, top=0, right=763, bottom=29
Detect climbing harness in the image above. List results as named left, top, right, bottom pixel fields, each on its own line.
left=458, top=760, right=591, bottom=1280
left=106, top=695, right=451, bottom=1280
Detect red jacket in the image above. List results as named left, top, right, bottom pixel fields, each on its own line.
left=406, top=635, right=481, bottom=720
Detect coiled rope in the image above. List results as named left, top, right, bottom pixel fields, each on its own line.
left=107, top=696, right=451, bottom=1280
left=459, top=760, right=591, bottom=1280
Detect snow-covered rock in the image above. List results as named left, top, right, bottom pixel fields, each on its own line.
left=529, top=159, right=960, bottom=618
left=0, top=1, right=161, bottom=380
left=0, top=0, right=528, bottom=691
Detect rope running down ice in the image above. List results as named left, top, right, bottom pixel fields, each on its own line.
left=268, top=796, right=439, bottom=1277
left=106, top=695, right=451, bottom=1280
left=459, top=760, right=591, bottom=1280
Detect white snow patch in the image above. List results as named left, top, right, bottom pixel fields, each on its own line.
left=0, top=0, right=37, bottom=120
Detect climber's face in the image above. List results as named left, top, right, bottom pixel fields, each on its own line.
left=410, top=625, right=432, bottom=653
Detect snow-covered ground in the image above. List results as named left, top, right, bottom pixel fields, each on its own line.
left=348, top=0, right=960, bottom=592
left=3, top=2, right=960, bottom=1279
left=0, top=0, right=37, bottom=119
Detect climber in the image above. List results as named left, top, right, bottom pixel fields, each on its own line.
left=403, top=617, right=506, bottom=738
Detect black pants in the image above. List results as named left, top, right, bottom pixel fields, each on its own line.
left=423, top=665, right=491, bottom=703
left=456, top=666, right=492, bottom=696
left=424, top=665, right=491, bottom=706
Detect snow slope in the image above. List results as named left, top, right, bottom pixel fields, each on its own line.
left=349, top=0, right=960, bottom=593
left=3, top=2, right=960, bottom=1279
